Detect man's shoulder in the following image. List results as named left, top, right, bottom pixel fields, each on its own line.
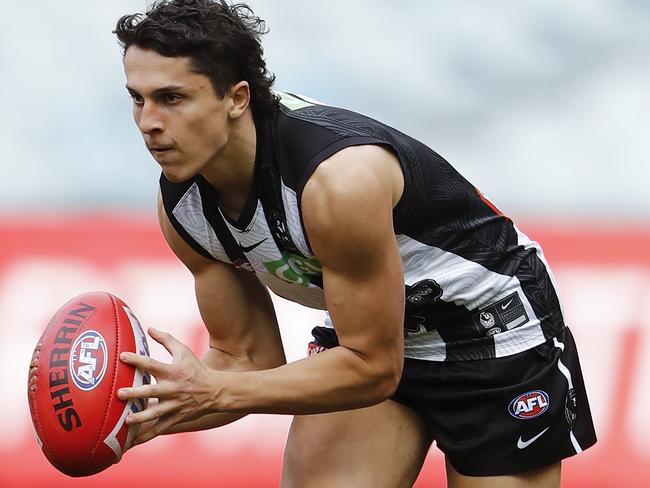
left=303, top=145, right=402, bottom=207
left=274, top=91, right=377, bottom=137
left=264, top=93, right=359, bottom=192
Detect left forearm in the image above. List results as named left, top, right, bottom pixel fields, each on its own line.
left=215, top=345, right=401, bottom=415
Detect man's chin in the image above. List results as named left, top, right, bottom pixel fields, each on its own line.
left=160, top=166, right=196, bottom=183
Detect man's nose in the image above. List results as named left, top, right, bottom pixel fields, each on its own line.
left=137, top=102, right=164, bottom=134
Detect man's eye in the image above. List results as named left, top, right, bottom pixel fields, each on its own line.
left=130, top=94, right=144, bottom=105
left=163, top=94, right=182, bottom=104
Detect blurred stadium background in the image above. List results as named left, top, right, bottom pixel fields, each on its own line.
left=1, top=1, right=648, bottom=486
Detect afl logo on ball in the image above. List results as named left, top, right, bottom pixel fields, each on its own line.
left=69, top=330, right=108, bottom=391
left=508, top=390, right=550, bottom=419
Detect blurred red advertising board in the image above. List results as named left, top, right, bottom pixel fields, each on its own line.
left=0, top=215, right=648, bottom=487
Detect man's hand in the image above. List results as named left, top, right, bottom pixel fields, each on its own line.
left=118, top=327, right=221, bottom=443
left=125, top=400, right=158, bottom=449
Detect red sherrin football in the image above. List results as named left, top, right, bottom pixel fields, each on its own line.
left=27, top=291, right=150, bottom=477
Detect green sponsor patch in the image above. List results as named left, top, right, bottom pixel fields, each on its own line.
left=264, top=251, right=322, bottom=286
left=277, top=92, right=315, bottom=111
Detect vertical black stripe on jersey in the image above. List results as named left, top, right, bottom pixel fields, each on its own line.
left=254, top=114, right=324, bottom=289
left=255, top=115, right=303, bottom=255
left=271, top=107, right=344, bottom=191
left=159, top=174, right=216, bottom=262
left=194, top=176, right=248, bottom=266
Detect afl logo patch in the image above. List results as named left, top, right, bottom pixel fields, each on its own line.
left=70, top=330, right=108, bottom=391
left=508, top=390, right=550, bottom=419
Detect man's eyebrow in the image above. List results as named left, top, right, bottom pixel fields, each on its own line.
left=125, top=85, right=188, bottom=96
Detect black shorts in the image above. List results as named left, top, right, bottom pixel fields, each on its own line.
left=308, top=326, right=597, bottom=476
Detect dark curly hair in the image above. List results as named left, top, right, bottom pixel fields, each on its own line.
left=114, top=0, right=278, bottom=117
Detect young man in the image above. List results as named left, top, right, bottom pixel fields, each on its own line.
left=114, top=1, right=596, bottom=486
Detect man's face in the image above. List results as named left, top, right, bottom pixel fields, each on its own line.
left=123, top=46, right=230, bottom=182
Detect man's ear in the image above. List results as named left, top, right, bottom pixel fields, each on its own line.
left=228, top=81, right=250, bottom=119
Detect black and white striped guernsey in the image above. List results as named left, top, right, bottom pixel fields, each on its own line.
left=160, top=92, right=566, bottom=362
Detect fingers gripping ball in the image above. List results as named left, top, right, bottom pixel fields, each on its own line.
left=27, top=291, right=151, bottom=477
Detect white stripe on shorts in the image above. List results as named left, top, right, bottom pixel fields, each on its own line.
left=553, top=337, right=582, bottom=453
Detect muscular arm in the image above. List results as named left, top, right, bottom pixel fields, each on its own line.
left=217, top=145, right=406, bottom=413
left=154, top=191, right=286, bottom=434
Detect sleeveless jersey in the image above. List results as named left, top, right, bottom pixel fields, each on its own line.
left=160, top=92, right=566, bottom=362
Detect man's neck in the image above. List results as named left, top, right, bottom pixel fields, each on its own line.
left=201, top=110, right=257, bottom=220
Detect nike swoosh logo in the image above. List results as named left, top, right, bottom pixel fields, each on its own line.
left=517, top=427, right=550, bottom=449
left=240, top=238, right=267, bottom=253
left=501, top=298, right=514, bottom=310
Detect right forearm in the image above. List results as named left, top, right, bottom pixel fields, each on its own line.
left=166, top=412, right=246, bottom=434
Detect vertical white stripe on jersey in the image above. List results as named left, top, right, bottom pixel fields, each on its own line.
left=172, top=182, right=232, bottom=263
left=553, top=337, right=584, bottom=454
left=553, top=338, right=574, bottom=388
left=281, top=180, right=314, bottom=258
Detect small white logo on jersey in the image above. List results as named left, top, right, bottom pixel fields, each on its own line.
left=517, top=427, right=550, bottom=449
left=501, top=298, right=514, bottom=310
left=479, top=312, right=495, bottom=328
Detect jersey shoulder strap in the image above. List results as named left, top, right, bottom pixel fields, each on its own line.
left=159, top=173, right=248, bottom=266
